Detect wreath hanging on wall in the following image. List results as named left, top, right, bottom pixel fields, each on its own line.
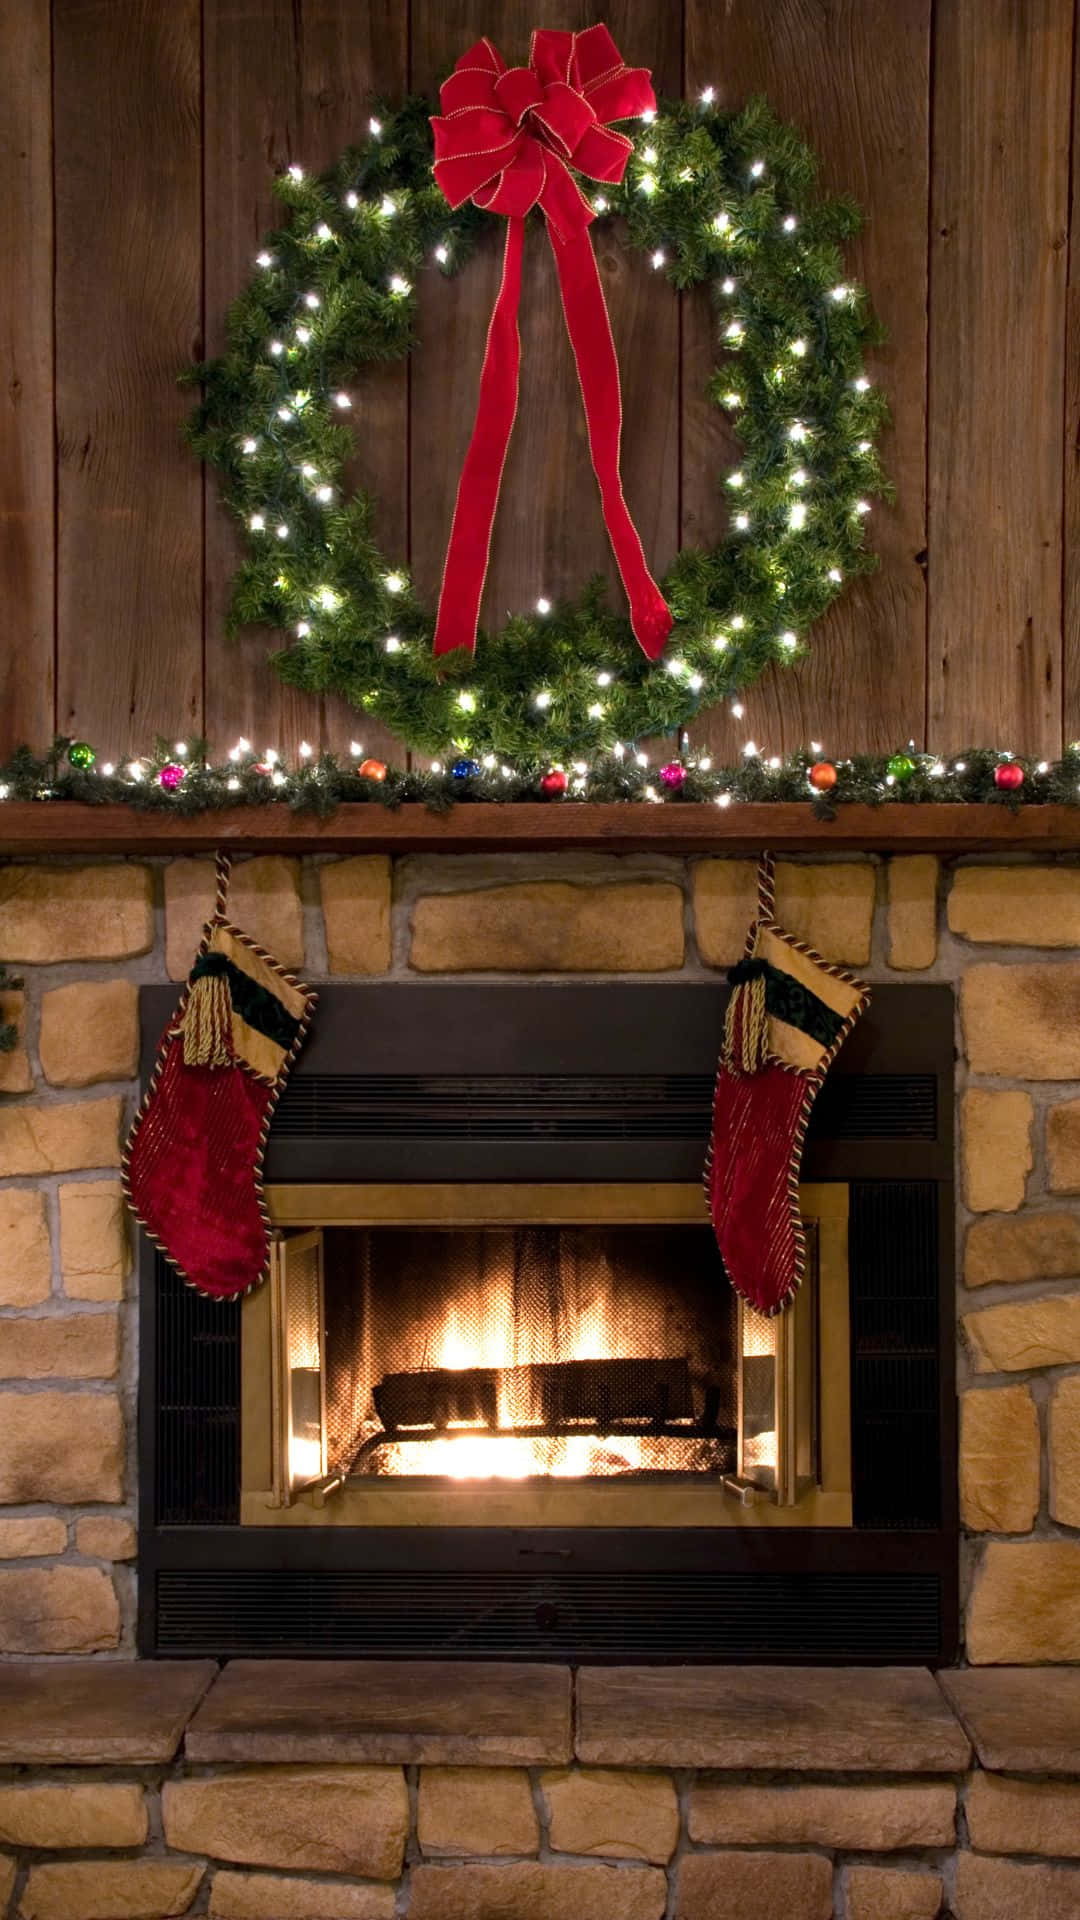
left=187, top=29, right=887, bottom=766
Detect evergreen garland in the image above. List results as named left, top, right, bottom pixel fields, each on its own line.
left=186, top=94, right=887, bottom=762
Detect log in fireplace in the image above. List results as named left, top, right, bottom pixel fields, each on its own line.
left=138, top=983, right=956, bottom=1662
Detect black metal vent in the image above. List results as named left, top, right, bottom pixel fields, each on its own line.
left=850, top=1183, right=942, bottom=1531
left=155, top=1258, right=240, bottom=1526
left=155, top=1567, right=941, bottom=1660
left=271, top=1071, right=937, bottom=1144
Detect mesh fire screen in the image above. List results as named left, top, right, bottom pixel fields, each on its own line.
left=323, top=1226, right=739, bottom=1480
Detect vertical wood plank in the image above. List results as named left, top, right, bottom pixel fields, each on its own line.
left=54, top=0, right=202, bottom=761
left=929, top=0, right=1072, bottom=757
left=202, top=0, right=408, bottom=763
left=409, top=2, right=681, bottom=709
left=1061, top=0, right=1080, bottom=744
left=0, top=0, right=54, bottom=758
left=685, top=0, right=931, bottom=764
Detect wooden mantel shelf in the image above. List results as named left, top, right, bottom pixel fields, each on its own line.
left=3, top=801, right=1080, bottom=856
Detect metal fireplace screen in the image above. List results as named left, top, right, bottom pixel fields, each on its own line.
left=322, top=1225, right=738, bottom=1481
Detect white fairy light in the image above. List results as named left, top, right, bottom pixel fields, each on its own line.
left=723, top=391, right=741, bottom=409
left=389, top=275, right=411, bottom=295
left=316, top=586, right=340, bottom=611
left=790, top=337, right=807, bottom=357
left=642, top=144, right=658, bottom=165
left=349, top=741, right=364, bottom=757
left=651, top=249, right=666, bottom=270
left=296, top=620, right=311, bottom=637
left=384, top=572, right=405, bottom=593
left=789, top=468, right=808, bottom=488
left=734, top=513, right=750, bottom=530
left=277, top=406, right=293, bottom=422
left=730, top=614, right=746, bottom=631
left=380, top=195, right=396, bottom=217
left=930, top=761, right=946, bottom=777
left=287, top=164, right=304, bottom=182
left=688, top=672, right=704, bottom=691
left=482, top=753, right=497, bottom=769
left=316, top=485, right=332, bottom=503
left=593, top=195, right=609, bottom=213
left=295, top=325, right=311, bottom=344
left=596, top=670, right=613, bottom=687
left=1038, top=760, right=1050, bottom=774
left=127, top=762, right=144, bottom=781
left=857, top=438, right=872, bottom=453
left=369, top=116, right=382, bottom=136
left=249, top=513, right=265, bottom=531
left=635, top=751, right=649, bottom=767
left=256, top=251, right=274, bottom=268
left=384, top=635, right=401, bottom=652
left=743, top=740, right=759, bottom=757
left=712, top=634, right=728, bottom=651
left=536, top=597, right=551, bottom=615
left=345, top=191, right=359, bottom=209
left=953, top=760, right=967, bottom=773
left=457, top=691, right=476, bottom=713
left=750, top=159, right=765, bottom=178
left=712, top=212, right=731, bottom=234
left=721, top=277, right=736, bottom=295
left=724, top=321, right=743, bottom=342
left=788, top=421, right=808, bottom=442
left=241, top=437, right=258, bottom=455
left=315, top=222, right=333, bottom=241
left=501, top=764, right=513, bottom=778
left=731, top=701, right=744, bottom=719
left=588, top=702, right=605, bottom=718
left=645, top=785, right=659, bottom=802
left=264, top=748, right=279, bottom=766
left=727, top=470, right=745, bottom=489
left=827, top=566, right=843, bottom=583
left=716, top=792, right=732, bottom=808
left=885, top=774, right=896, bottom=787
left=101, top=763, right=114, bottom=778
left=303, top=291, right=320, bottom=309
left=665, top=656, right=685, bottom=676
left=269, top=340, right=284, bottom=357
left=430, top=761, right=443, bottom=774
left=227, top=776, right=241, bottom=792
left=768, top=755, right=781, bottom=769
left=435, top=244, right=449, bottom=263
left=271, top=769, right=286, bottom=787
left=699, top=756, right=712, bottom=771
left=789, top=502, right=808, bottom=530
left=830, top=284, right=850, bottom=302
left=299, top=741, right=313, bottom=759
left=700, top=85, right=716, bottom=104
left=175, top=741, right=188, bottom=758
left=333, top=391, right=351, bottom=409
left=854, top=375, right=871, bottom=392
left=854, top=499, right=871, bottom=516
left=534, top=690, right=552, bottom=709
left=639, top=173, right=657, bottom=195
left=810, top=741, right=823, bottom=755
left=780, top=631, right=797, bottom=650
left=782, top=214, right=798, bottom=232
left=276, top=523, right=289, bottom=539
left=574, top=760, right=588, bottom=775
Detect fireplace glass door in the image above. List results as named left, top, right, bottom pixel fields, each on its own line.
left=244, top=1184, right=851, bottom=1528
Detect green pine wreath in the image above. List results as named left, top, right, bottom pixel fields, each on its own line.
left=187, top=93, right=888, bottom=764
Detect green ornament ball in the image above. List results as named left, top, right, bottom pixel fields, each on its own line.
left=67, top=741, right=96, bottom=770
left=887, top=752, right=916, bottom=783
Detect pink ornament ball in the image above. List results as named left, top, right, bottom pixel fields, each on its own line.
left=158, top=763, right=186, bottom=791
left=660, top=761, right=687, bottom=789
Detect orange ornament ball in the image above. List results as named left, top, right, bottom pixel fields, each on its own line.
left=809, top=760, right=838, bottom=792
left=358, top=758, right=388, bottom=782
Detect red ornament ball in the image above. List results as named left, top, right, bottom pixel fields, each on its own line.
left=358, top=758, right=388, bottom=782
left=995, top=760, right=1024, bottom=791
left=660, top=761, right=687, bottom=789
left=809, top=760, right=838, bottom=792
left=158, top=763, right=186, bottom=791
left=540, top=767, right=568, bottom=796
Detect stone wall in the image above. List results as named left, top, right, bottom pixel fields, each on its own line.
left=0, top=850, right=1078, bottom=1657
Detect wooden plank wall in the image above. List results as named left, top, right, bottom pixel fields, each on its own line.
left=1, top=0, right=1077, bottom=766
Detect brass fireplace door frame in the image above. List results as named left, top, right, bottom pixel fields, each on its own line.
left=242, top=1183, right=852, bottom=1530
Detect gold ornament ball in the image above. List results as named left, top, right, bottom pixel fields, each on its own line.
left=358, top=757, right=388, bottom=782
left=809, top=760, right=838, bottom=791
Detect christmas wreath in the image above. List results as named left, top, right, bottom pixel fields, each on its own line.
left=187, top=35, right=886, bottom=764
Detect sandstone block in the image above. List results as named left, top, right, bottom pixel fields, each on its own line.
left=962, top=1091, right=1033, bottom=1213
left=411, top=881, right=684, bottom=973
left=0, top=1856, right=13, bottom=1911
left=694, top=859, right=875, bottom=966
left=0, top=864, right=152, bottom=963
left=39, top=980, right=139, bottom=1087
left=0, top=1095, right=122, bottom=1177
left=954, top=1854, right=1080, bottom=1919
left=321, top=857, right=393, bottom=973
left=967, top=1540, right=1080, bottom=1662
left=688, top=1781, right=954, bottom=1850
left=941, top=1666, right=1080, bottom=1771
left=209, top=1875, right=394, bottom=1920
left=844, top=1866, right=942, bottom=1920
left=964, top=1295, right=1080, bottom=1372
left=960, top=1386, right=1040, bottom=1531
left=76, top=1514, right=136, bottom=1560
left=19, top=1860, right=202, bottom=1920
left=0, top=1781, right=146, bottom=1849
left=408, top=1862, right=667, bottom=1920
left=163, top=1767, right=407, bottom=1879
left=675, top=1851, right=833, bottom=1920
left=0, top=1565, right=119, bottom=1653
left=59, top=1181, right=130, bottom=1301
left=0, top=1189, right=51, bottom=1306
left=967, top=1773, right=1080, bottom=1856
left=542, top=1768, right=677, bottom=1864
left=0, top=990, right=32, bottom=1093
left=0, top=1516, right=66, bottom=1558
left=0, top=1659, right=216, bottom=1765
left=1048, top=1099, right=1080, bottom=1191
left=0, top=1390, right=123, bottom=1502
left=1052, top=1372, right=1080, bottom=1526
left=0, top=1311, right=119, bottom=1380
left=418, top=1766, right=538, bottom=1856
left=166, top=856, right=303, bottom=980
left=963, top=963, right=1080, bottom=1077
left=964, top=1211, right=1080, bottom=1286
left=950, top=864, right=1080, bottom=945
left=887, top=856, right=939, bottom=970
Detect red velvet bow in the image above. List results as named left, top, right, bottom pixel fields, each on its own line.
left=429, top=26, right=673, bottom=663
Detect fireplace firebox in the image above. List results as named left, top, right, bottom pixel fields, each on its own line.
left=138, top=983, right=956, bottom=1663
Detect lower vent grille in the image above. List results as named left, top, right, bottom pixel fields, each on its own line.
left=156, top=1569, right=942, bottom=1660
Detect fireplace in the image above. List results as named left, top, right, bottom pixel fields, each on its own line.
left=138, top=982, right=956, bottom=1662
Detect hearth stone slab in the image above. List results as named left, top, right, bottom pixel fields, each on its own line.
left=940, top=1666, right=1080, bottom=1771
left=185, top=1660, right=573, bottom=1765
left=576, top=1666, right=970, bottom=1771
left=0, top=1660, right=217, bottom=1764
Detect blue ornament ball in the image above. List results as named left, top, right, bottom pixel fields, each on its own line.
left=451, top=757, right=481, bottom=780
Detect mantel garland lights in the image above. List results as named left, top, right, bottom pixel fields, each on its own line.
left=1, top=739, right=1077, bottom=820
left=186, top=91, right=889, bottom=763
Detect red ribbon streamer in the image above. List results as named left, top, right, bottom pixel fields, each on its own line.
left=430, top=25, right=673, bottom=662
